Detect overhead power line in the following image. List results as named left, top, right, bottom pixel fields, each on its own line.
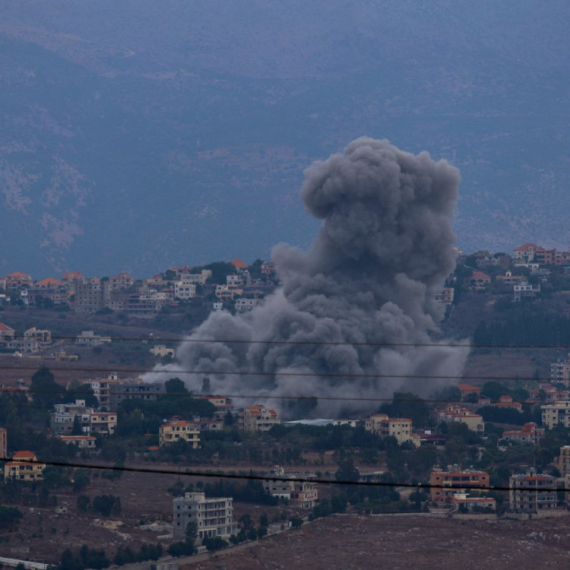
left=1, top=457, right=557, bottom=493
left=5, top=331, right=570, bottom=350
left=0, top=363, right=553, bottom=383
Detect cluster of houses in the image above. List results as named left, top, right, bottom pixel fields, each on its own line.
left=464, top=242, right=570, bottom=301
left=0, top=259, right=277, bottom=319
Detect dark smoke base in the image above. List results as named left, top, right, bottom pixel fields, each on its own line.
left=149, top=137, right=469, bottom=419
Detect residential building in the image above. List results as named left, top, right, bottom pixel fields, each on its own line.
left=0, top=323, right=15, bottom=341
left=199, top=396, right=234, bottom=421
left=74, top=278, right=110, bottom=314
left=452, top=493, right=496, bottom=512
left=513, top=280, right=540, bottom=301
left=262, top=466, right=318, bottom=508
left=435, top=287, right=454, bottom=306
left=174, top=280, right=196, bottom=300
left=126, top=291, right=168, bottom=318
left=231, top=259, right=248, bottom=272
left=235, top=298, right=261, bottom=312
left=551, top=355, right=570, bottom=387
left=364, top=414, right=413, bottom=444
left=61, top=271, right=84, bottom=285
left=24, top=327, right=51, bottom=346
left=57, top=435, right=97, bottom=449
left=149, top=345, right=175, bottom=358
left=502, top=423, right=544, bottom=445
left=509, top=470, right=558, bottom=513
left=75, top=330, right=112, bottom=347
left=109, top=272, right=134, bottom=291
left=240, top=405, right=280, bottom=432
left=261, top=262, right=276, bottom=275
left=109, top=379, right=165, bottom=411
left=6, top=337, right=40, bottom=353
left=496, top=270, right=525, bottom=286
left=90, top=412, right=117, bottom=435
left=469, top=271, right=491, bottom=290
left=173, top=492, right=237, bottom=542
left=513, top=243, right=542, bottom=264
left=457, top=383, right=481, bottom=400
left=159, top=419, right=200, bottom=448
left=436, top=404, right=485, bottom=434
left=215, top=285, right=243, bottom=300
left=51, top=400, right=93, bottom=435
left=5, top=272, right=33, bottom=289
left=558, top=446, right=570, bottom=476
left=494, top=395, right=522, bottom=412
left=542, top=401, right=570, bottom=428
left=4, top=451, right=45, bottom=482
left=429, top=467, right=490, bottom=503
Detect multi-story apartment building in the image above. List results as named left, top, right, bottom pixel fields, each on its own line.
left=262, top=466, right=318, bottom=508
left=551, top=355, right=570, bottom=387
left=199, top=396, right=234, bottom=422
left=542, top=400, right=570, bottom=428
left=240, top=405, right=280, bottom=432
left=4, top=451, right=45, bottom=482
left=429, top=467, right=490, bottom=503
left=509, top=470, right=558, bottom=513
left=109, top=272, right=134, bottom=291
left=24, top=327, right=52, bottom=346
left=174, top=280, right=197, bottom=300
left=173, top=492, right=237, bottom=542
left=74, top=278, right=110, bottom=314
left=364, top=414, right=413, bottom=444
left=558, top=445, right=570, bottom=476
left=109, top=379, right=165, bottom=411
left=437, top=404, right=485, bottom=434
left=159, top=419, right=200, bottom=448
left=51, top=400, right=116, bottom=435
left=89, top=412, right=117, bottom=435
left=51, top=400, right=93, bottom=435
left=235, top=298, right=261, bottom=312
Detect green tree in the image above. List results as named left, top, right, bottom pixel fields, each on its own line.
left=31, top=367, right=65, bottom=409
left=166, top=378, right=188, bottom=394
left=335, top=458, right=360, bottom=483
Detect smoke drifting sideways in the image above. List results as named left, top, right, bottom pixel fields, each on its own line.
left=148, top=137, right=469, bottom=418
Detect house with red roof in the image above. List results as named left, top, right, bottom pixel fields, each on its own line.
left=0, top=323, right=15, bottom=341
left=61, top=271, right=84, bottom=283
left=502, top=422, right=543, bottom=445
left=240, top=405, right=280, bottom=432
left=4, top=451, right=46, bottom=482
left=5, top=272, right=32, bottom=288
left=469, top=271, right=491, bottom=290
left=231, top=258, right=248, bottom=271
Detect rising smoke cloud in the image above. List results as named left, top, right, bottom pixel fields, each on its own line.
left=150, top=137, right=469, bottom=418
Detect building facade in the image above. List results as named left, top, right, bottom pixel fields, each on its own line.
left=173, top=492, right=237, bottom=542
left=429, top=467, right=490, bottom=503
left=509, top=470, right=558, bottom=513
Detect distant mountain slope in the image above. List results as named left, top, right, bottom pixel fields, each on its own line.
left=0, top=0, right=569, bottom=275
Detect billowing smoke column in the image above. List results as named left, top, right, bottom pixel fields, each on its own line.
left=150, top=137, right=469, bottom=418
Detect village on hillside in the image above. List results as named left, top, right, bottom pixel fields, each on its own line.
left=2, top=243, right=570, bottom=566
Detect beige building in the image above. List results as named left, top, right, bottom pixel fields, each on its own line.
left=0, top=428, right=6, bottom=459
left=263, top=466, right=318, bottom=508
left=509, top=470, right=558, bottom=513
left=365, top=414, right=413, bottom=444
left=173, top=492, right=237, bottom=542
left=4, top=451, right=45, bottom=482
left=437, top=404, right=485, bottom=434
left=542, top=401, right=570, bottom=428
left=57, top=435, right=97, bottom=449
left=240, top=405, right=280, bottom=432
left=159, top=420, right=200, bottom=448
left=89, top=412, right=117, bottom=435
left=559, top=446, right=570, bottom=475
left=429, top=467, right=490, bottom=503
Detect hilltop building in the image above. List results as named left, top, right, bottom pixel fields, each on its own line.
left=239, top=405, right=280, bottom=432
left=173, top=492, right=237, bottom=542
left=429, top=467, right=490, bottom=503
left=509, top=469, right=558, bottom=513
left=159, top=418, right=200, bottom=448
left=364, top=414, right=413, bottom=444
left=4, top=451, right=45, bottom=482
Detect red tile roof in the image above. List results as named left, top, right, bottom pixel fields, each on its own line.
left=0, top=323, right=15, bottom=333
left=13, top=451, right=36, bottom=460
left=231, top=258, right=248, bottom=269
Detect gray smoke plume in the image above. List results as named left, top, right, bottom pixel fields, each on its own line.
left=149, top=137, right=469, bottom=418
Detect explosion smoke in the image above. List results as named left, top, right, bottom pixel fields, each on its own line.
left=150, top=137, right=469, bottom=418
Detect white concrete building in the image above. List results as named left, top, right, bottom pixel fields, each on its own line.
left=173, top=492, right=237, bottom=542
